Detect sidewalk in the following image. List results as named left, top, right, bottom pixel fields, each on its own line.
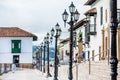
left=0, top=68, right=52, bottom=80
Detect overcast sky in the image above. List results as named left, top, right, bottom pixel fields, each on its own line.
left=0, top=0, right=90, bottom=45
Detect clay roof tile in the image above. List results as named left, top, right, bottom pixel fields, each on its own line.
left=0, top=27, right=37, bottom=41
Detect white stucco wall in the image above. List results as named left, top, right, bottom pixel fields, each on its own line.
left=84, top=0, right=120, bottom=61
left=83, top=0, right=110, bottom=61
left=0, top=37, right=33, bottom=63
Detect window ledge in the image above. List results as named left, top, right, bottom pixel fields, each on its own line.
left=87, top=32, right=97, bottom=35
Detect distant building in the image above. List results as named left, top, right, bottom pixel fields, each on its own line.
left=59, top=38, right=70, bottom=64
left=0, top=27, right=37, bottom=68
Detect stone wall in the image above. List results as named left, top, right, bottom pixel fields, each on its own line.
left=19, top=63, right=33, bottom=68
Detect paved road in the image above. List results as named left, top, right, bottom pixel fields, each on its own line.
left=0, top=68, right=52, bottom=80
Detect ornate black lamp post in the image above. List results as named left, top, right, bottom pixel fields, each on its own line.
left=46, top=33, right=53, bottom=77
left=43, top=37, right=47, bottom=73
left=40, top=42, right=43, bottom=71
left=38, top=47, right=41, bottom=70
left=51, top=23, right=62, bottom=80
left=62, top=2, right=80, bottom=80
left=36, top=47, right=40, bottom=69
left=110, top=0, right=118, bottom=80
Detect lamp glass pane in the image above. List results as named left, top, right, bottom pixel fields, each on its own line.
left=47, top=33, right=50, bottom=38
left=62, top=9, right=68, bottom=22
left=50, top=37, right=53, bottom=43
left=90, top=24, right=95, bottom=32
left=74, top=10, right=80, bottom=21
left=58, top=28, right=62, bottom=36
left=55, top=23, right=60, bottom=30
left=51, top=28, right=55, bottom=36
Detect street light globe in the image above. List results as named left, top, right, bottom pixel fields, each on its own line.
left=58, top=28, right=62, bottom=36
left=55, top=23, right=60, bottom=30
left=74, top=9, right=80, bottom=22
left=47, top=33, right=50, bottom=38
left=51, top=27, right=55, bottom=37
left=69, top=2, right=75, bottom=14
left=62, top=9, right=69, bottom=22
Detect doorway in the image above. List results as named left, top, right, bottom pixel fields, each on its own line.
left=13, top=55, right=19, bottom=67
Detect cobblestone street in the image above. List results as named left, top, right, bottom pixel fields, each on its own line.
left=0, top=68, right=53, bottom=80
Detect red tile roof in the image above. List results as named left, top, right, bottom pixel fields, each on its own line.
left=0, top=27, right=37, bottom=41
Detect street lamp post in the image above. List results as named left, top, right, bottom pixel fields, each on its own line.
left=36, top=47, right=40, bottom=69
left=38, top=47, right=41, bottom=70
left=62, top=2, right=80, bottom=80
left=46, top=33, right=52, bottom=77
left=40, top=42, right=43, bottom=71
left=110, top=0, right=118, bottom=80
left=51, top=23, right=62, bottom=80
left=43, top=37, right=47, bottom=73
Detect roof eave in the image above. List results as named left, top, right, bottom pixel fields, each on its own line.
left=85, top=12, right=97, bottom=16
left=84, top=8, right=97, bottom=16
left=84, top=0, right=96, bottom=5
left=60, top=38, right=70, bottom=43
left=73, top=18, right=86, bottom=30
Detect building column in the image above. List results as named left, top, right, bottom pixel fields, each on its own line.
left=92, top=50, right=94, bottom=61
left=105, top=37, right=108, bottom=59
left=99, top=46, right=101, bottom=60
left=107, top=27, right=110, bottom=60
left=117, top=29, right=120, bottom=61
left=101, top=27, right=105, bottom=60
left=77, top=41, right=83, bottom=63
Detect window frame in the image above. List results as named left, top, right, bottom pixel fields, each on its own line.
left=86, top=15, right=97, bottom=35
left=100, top=7, right=103, bottom=25
left=11, top=40, right=21, bottom=53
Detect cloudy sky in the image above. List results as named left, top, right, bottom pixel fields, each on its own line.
left=0, top=0, right=89, bottom=45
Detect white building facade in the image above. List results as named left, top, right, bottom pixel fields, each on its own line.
left=0, top=27, right=37, bottom=68
left=58, top=0, right=120, bottom=62
left=83, top=0, right=120, bottom=61
left=72, top=0, right=120, bottom=61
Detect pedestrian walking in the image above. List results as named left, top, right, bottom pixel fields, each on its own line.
left=12, top=63, right=16, bottom=73
left=82, top=51, right=85, bottom=61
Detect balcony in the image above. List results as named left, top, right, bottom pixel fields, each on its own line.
left=85, top=26, right=90, bottom=44
left=86, top=24, right=97, bottom=35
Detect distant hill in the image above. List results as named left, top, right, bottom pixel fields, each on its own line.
left=33, top=46, right=55, bottom=60
left=49, top=47, right=55, bottom=58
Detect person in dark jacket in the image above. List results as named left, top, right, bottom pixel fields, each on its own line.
left=82, top=51, right=85, bottom=60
